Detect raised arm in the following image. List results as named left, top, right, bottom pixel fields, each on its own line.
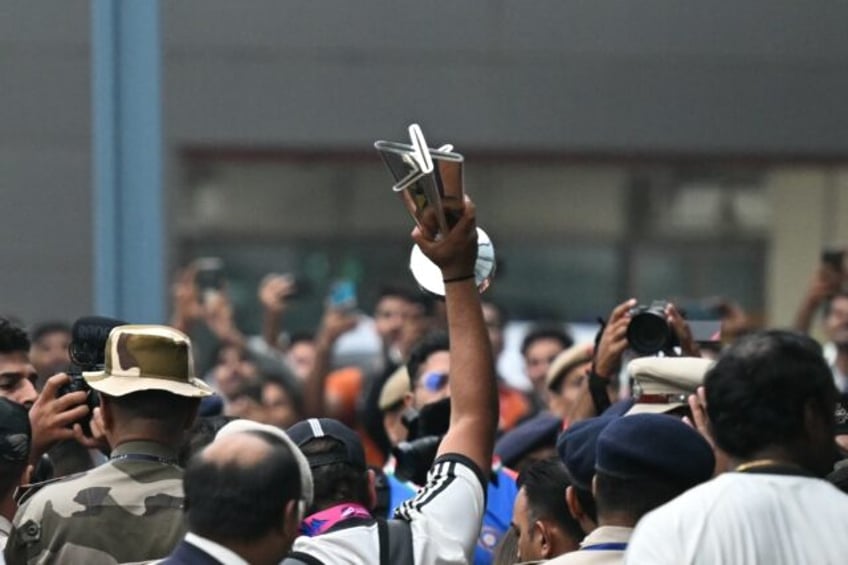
left=301, top=306, right=357, bottom=419
left=258, top=274, right=297, bottom=351
left=412, top=198, right=497, bottom=474
left=793, top=264, right=839, bottom=334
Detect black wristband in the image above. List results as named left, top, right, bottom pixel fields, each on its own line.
left=443, top=274, right=475, bottom=284
left=588, top=370, right=613, bottom=415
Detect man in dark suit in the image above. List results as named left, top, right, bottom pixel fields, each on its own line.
left=162, top=420, right=313, bottom=565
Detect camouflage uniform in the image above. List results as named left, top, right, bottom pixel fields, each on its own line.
left=5, top=441, right=185, bottom=564
left=5, top=325, right=213, bottom=565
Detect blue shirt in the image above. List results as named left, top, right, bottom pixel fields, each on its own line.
left=384, top=462, right=519, bottom=565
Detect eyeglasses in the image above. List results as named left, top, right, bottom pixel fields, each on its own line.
left=420, top=371, right=449, bottom=392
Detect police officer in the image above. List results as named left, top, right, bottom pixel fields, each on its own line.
left=548, top=413, right=714, bottom=564
left=5, top=325, right=213, bottom=564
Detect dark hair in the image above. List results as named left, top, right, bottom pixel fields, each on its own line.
left=179, top=415, right=236, bottom=467
left=406, top=332, right=450, bottom=385
left=573, top=485, right=597, bottom=524
left=376, top=286, right=417, bottom=304
left=287, top=332, right=314, bottom=348
left=0, top=319, right=30, bottom=355
left=823, top=292, right=848, bottom=318
left=106, top=390, right=199, bottom=431
left=517, top=458, right=583, bottom=542
left=408, top=293, right=436, bottom=318
left=184, top=431, right=301, bottom=542
left=376, top=286, right=435, bottom=317
left=705, top=330, right=836, bottom=460
left=520, top=326, right=572, bottom=358
left=299, top=437, right=370, bottom=512
left=29, top=321, right=71, bottom=345
left=594, top=471, right=691, bottom=522
left=262, top=373, right=303, bottom=411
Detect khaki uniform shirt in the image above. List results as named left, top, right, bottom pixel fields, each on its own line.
left=546, top=526, right=632, bottom=565
left=4, top=441, right=185, bottom=565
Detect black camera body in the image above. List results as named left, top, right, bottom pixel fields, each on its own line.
left=627, top=300, right=679, bottom=356
left=56, top=316, right=126, bottom=436
left=392, top=397, right=451, bottom=485
left=56, top=373, right=101, bottom=437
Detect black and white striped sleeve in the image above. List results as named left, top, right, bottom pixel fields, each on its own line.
left=395, top=454, right=487, bottom=565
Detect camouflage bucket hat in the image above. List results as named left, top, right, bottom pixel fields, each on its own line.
left=84, top=325, right=213, bottom=398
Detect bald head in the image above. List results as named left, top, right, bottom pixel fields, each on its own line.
left=202, top=432, right=272, bottom=467
left=184, top=430, right=302, bottom=544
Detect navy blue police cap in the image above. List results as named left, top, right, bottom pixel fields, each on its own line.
left=495, top=413, right=562, bottom=469
left=556, top=416, right=614, bottom=490
left=596, top=413, right=714, bottom=489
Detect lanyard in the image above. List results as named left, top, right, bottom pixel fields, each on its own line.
left=300, top=503, right=372, bottom=537
left=583, top=542, right=628, bottom=551
left=110, top=453, right=178, bottom=465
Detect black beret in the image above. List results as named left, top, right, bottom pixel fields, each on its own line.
left=495, top=414, right=561, bottom=469
left=556, top=416, right=614, bottom=490
left=596, top=413, right=714, bottom=489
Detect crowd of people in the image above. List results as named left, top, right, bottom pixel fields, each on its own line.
left=1, top=196, right=848, bottom=564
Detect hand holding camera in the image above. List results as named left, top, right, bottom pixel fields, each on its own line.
left=595, top=299, right=702, bottom=380
left=29, top=373, right=92, bottom=464
left=594, top=298, right=636, bottom=379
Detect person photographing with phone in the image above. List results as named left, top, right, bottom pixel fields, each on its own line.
left=794, top=247, right=848, bottom=393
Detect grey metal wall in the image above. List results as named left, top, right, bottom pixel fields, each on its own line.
left=165, top=1, right=848, bottom=154
left=0, top=4, right=91, bottom=324
left=2, top=1, right=848, bottom=324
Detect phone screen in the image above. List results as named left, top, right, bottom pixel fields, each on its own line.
left=329, top=280, right=357, bottom=311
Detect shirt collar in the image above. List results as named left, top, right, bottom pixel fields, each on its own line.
left=579, top=525, right=633, bottom=549
left=185, top=532, right=250, bottom=565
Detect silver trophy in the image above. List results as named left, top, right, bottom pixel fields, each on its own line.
left=374, top=124, right=495, bottom=296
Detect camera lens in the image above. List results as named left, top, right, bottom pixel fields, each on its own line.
left=627, top=310, right=671, bottom=355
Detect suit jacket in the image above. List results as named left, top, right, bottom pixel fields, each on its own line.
left=159, top=540, right=224, bottom=565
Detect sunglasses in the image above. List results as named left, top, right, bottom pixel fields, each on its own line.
left=420, top=371, right=449, bottom=392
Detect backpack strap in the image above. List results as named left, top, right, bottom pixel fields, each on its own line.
left=377, top=518, right=414, bottom=565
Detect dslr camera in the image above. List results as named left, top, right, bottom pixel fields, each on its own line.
left=626, top=300, right=678, bottom=356
left=392, top=397, right=451, bottom=485
left=57, top=316, right=125, bottom=436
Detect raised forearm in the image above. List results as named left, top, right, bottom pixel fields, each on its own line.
left=262, top=309, right=283, bottom=350
left=438, top=278, right=497, bottom=471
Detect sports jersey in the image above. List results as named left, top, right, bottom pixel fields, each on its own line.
left=291, top=454, right=486, bottom=564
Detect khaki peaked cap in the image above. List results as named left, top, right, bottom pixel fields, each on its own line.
left=625, top=356, right=712, bottom=416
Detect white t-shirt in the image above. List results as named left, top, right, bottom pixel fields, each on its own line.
left=625, top=472, right=848, bottom=565
left=291, top=454, right=486, bottom=564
